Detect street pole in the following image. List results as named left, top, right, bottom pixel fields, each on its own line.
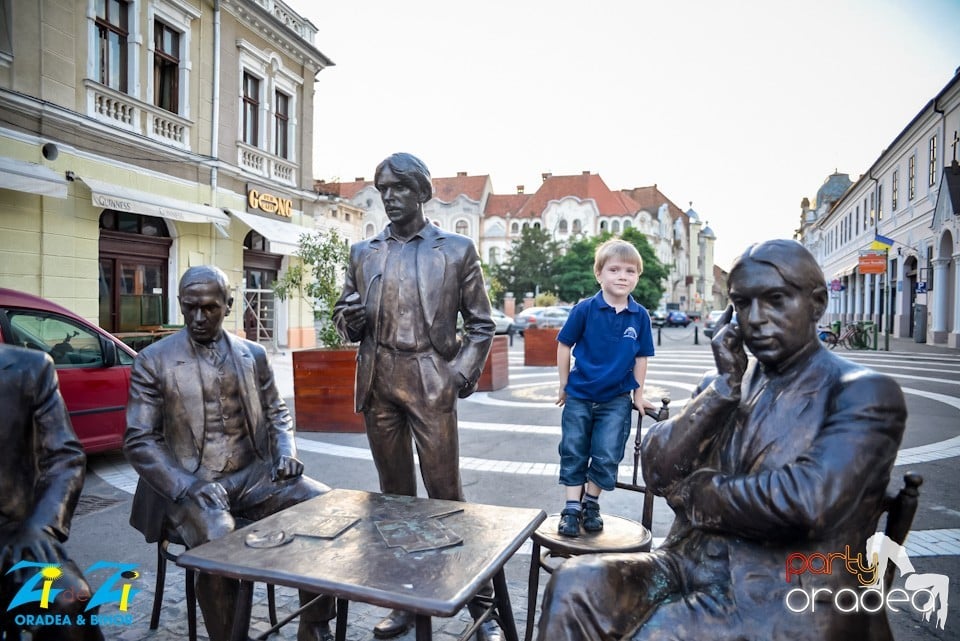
left=884, top=247, right=891, bottom=352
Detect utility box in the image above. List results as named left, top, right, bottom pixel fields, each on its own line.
left=913, top=304, right=927, bottom=343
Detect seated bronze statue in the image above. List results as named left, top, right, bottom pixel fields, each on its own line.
left=124, top=265, right=336, bottom=641
left=0, top=344, right=104, bottom=641
left=536, top=240, right=907, bottom=641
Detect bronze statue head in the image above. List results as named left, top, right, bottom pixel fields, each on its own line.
left=374, top=153, right=432, bottom=236
left=727, top=240, right=827, bottom=370
left=178, top=265, right=234, bottom=344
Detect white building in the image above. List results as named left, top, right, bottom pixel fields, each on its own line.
left=798, top=70, right=960, bottom=347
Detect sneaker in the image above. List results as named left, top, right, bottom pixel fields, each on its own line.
left=557, top=508, right=581, bottom=537
left=581, top=502, right=603, bottom=532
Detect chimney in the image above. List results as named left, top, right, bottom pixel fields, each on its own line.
left=542, top=172, right=552, bottom=182
left=517, top=185, right=524, bottom=195
left=354, top=177, right=365, bottom=182
left=457, top=171, right=467, bottom=177
left=582, top=170, right=590, bottom=176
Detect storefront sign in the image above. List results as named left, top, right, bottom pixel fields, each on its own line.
left=247, top=187, right=292, bottom=218
left=858, top=250, right=887, bottom=275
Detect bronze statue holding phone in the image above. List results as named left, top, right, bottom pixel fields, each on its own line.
left=536, top=239, right=907, bottom=641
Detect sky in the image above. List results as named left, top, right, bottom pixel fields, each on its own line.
left=285, top=0, right=960, bottom=270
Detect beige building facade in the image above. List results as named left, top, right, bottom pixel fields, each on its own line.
left=0, top=0, right=333, bottom=348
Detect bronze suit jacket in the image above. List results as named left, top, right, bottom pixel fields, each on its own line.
left=641, top=345, right=906, bottom=640
left=124, top=329, right=296, bottom=542
left=0, top=345, right=86, bottom=542
left=333, top=223, right=494, bottom=412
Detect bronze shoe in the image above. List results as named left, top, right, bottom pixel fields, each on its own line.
left=373, top=609, right=414, bottom=638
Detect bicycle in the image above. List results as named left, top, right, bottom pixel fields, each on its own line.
left=832, top=323, right=869, bottom=350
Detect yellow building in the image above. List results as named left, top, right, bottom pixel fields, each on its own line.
left=0, top=0, right=334, bottom=348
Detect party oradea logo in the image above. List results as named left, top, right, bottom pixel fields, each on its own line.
left=5, top=561, right=141, bottom=628
left=784, top=533, right=948, bottom=630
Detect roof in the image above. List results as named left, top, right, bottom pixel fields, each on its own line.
left=432, top=174, right=490, bottom=204
left=620, top=185, right=687, bottom=221
left=314, top=179, right=372, bottom=200
left=935, top=161, right=960, bottom=216
left=484, top=193, right=531, bottom=217
left=516, top=172, right=637, bottom=219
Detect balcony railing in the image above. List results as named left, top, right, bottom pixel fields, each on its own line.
left=237, top=141, right=298, bottom=187
left=85, top=81, right=191, bottom=150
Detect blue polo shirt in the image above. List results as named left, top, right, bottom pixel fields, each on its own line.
left=557, top=292, right=655, bottom=403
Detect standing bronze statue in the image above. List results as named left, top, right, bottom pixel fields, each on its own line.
left=537, top=240, right=907, bottom=641
left=0, top=345, right=104, bottom=641
left=124, top=266, right=336, bottom=641
left=333, top=152, right=497, bottom=639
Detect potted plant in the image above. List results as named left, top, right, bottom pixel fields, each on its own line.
left=273, top=229, right=364, bottom=432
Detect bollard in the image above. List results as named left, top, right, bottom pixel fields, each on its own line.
left=694, top=325, right=699, bottom=345
left=657, top=326, right=662, bottom=346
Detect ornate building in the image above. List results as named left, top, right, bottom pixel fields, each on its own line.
left=0, top=0, right=333, bottom=348
left=797, top=70, right=960, bottom=347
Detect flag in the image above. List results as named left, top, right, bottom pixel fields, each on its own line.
left=871, top=233, right=894, bottom=250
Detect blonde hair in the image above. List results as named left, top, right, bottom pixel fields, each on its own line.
left=594, top=239, right=643, bottom=275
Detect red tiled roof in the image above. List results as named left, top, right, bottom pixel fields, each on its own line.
left=432, top=174, right=490, bottom=203
left=516, top=173, right=637, bottom=219
left=621, top=185, right=685, bottom=219
left=314, top=179, right=372, bottom=200
left=484, top=193, right=531, bottom=217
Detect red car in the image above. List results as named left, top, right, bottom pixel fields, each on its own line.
left=0, top=288, right=137, bottom=453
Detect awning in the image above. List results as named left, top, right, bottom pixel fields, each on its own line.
left=227, top=209, right=314, bottom=256
left=79, top=176, right=229, bottom=225
left=0, top=158, right=68, bottom=198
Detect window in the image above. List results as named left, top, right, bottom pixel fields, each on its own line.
left=489, top=247, right=500, bottom=265
left=572, top=219, right=582, bottom=234
left=855, top=206, right=859, bottom=235
left=455, top=220, right=468, bottom=236
left=243, top=72, right=260, bottom=145
left=929, top=135, right=937, bottom=186
left=7, top=311, right=105, bottom=368
left=611, top=221, right=620, bottom=233
left=558, top=220, right=568, bottom=234
left=274, top=91, right=289, bottom=158
left=868, top=195, right=873, bottom=226
left=153, top=21, right=180, bottom=113
left=892, top=170, right=898, bottom=211
left=510, top=222, right=519, bottom=234
left=96, top=0, right=129, bottom=92
left=623, top=220, right=632, bottom=229
left=909, top=155, right=916, bottom=200
left=877, top=184, right=883, bottom=221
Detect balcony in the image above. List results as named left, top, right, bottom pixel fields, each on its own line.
left=237, top=141, right=298, bottom=187
left=85, top=81, right=191, bottom=150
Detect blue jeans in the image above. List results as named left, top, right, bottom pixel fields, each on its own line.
left=558, top=394, right=633, bottom=491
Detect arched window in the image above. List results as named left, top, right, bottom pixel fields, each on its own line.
left=612, top=221, right=620, bottom=233
left=455, top=220, right=469, bottom=236
left=572, top=219, right=582, bottom=234
left=511, top=222, right=519, bottom=234
left=489, top=247, right=500, bottom=265
left=365, top=223, right=376, bottom=238
left=600, top=220, right=608, bottom=232
left=558, top=220, right=568, bottom=234
left=623, top=219, right=632, bottom=229
left=533, top=222, right=541, bottom=230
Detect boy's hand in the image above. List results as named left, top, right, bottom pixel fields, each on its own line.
left=634, top=397, right=656, bottom=411
left=556, top=389, right=567, bottom=407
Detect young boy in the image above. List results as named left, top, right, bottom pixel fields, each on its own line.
left=555, top=239, right=656, bottom=537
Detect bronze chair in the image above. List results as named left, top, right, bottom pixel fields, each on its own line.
left=151, top=522, right=277, bottom=641
left=881, top=472, right=923, bottom=590
left=524, top=399, right=670, bottom=641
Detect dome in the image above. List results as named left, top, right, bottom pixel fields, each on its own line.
left=701, top=225, right=716, bottom=240
left=685, top=205, right=700, bottom=222
left=816, top=172, right=852, bottom=208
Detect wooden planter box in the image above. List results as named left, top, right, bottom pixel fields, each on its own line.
left=524, top=327, right=560, bottom=366
left=292, top=348, right=365, bottom=433
left=477, top=335, right=509, bottom=392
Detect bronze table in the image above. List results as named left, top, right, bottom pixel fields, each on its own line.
left=176, top=488, right=546, bottom=641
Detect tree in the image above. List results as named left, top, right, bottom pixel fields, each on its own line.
left=272, top=229, right=350, bottom=347
left=491, top=226, right=562, bottom=304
